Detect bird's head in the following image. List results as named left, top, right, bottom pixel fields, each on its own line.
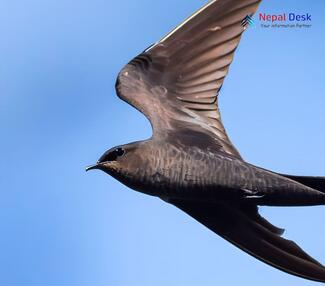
left=86, top=142, right=144, bottom=183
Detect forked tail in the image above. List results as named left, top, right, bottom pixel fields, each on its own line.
left=280, top=174, right=325, bottom=193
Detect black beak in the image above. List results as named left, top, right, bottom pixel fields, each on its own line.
left=85, top=164, right=99, bottom=172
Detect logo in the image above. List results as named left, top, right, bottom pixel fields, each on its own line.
left=258, top=13, right=312, bottom=29
left=259, top=13, right=311, bottom=23
left=241, top=15, right=254, bottom=29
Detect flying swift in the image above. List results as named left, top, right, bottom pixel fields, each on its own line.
left=87, top=0, right=325, bottom=282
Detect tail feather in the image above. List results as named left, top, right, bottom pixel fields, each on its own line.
left=279, top=174, right=325, bottom=193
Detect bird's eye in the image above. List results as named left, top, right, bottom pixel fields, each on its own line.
left=99, top=148, right=125, bottom=163
left=115, top=148, right=125, bottom=157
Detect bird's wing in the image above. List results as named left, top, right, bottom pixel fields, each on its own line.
left=167, top=199, right=325, bottom=282
left=116, top=0, right=262, bottom=159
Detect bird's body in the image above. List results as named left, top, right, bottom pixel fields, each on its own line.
left=98, top=138, right=325, bottom=206
left=87, top=0, right=325, bottom=282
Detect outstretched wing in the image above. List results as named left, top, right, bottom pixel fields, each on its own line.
left=168, top=199, right=325, bottom=283
left=116, top=0, right=262, bottom=159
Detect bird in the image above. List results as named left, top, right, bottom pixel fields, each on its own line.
left=86, top=0, right=325, bottom=282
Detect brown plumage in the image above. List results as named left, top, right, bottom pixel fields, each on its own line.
left=86, top=0, right=325, bottom=282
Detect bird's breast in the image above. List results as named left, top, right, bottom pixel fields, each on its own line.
left=130, top=145, right=224, bottom=199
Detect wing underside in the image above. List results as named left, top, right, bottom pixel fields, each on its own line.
left=168, top=199, right=325, bottom=282
left=116, top=0, right=262, bottom=159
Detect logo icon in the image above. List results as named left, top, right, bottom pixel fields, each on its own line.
left=241, top=15, right=254, bottom=29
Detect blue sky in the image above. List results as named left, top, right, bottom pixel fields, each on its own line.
left=1, top=0, right=325, bottom=285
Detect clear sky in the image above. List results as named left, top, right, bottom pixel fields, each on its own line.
left=1, top=0, right=325, bottom=285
